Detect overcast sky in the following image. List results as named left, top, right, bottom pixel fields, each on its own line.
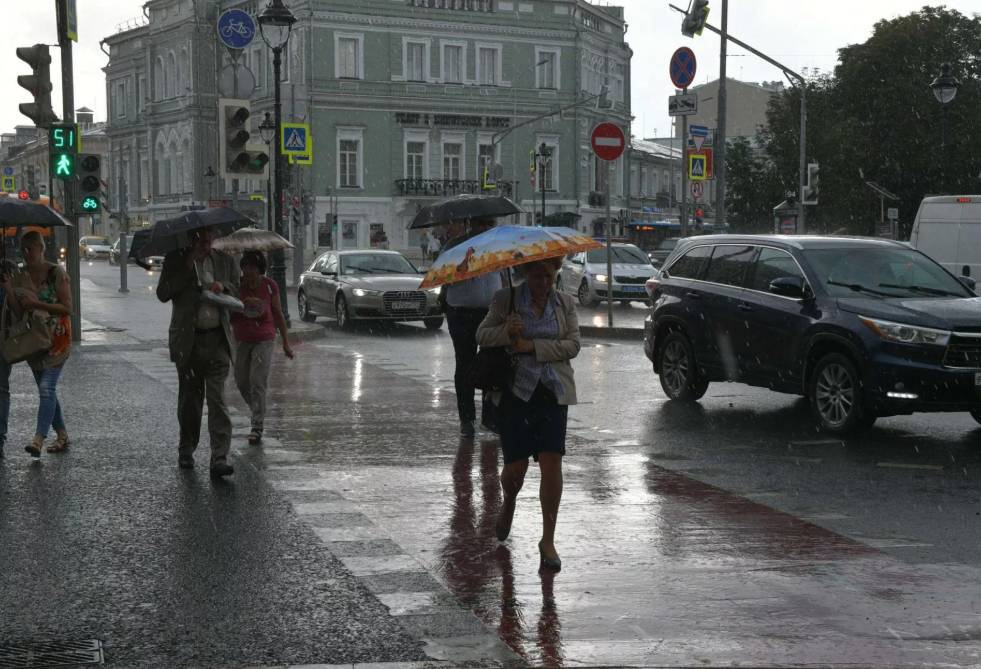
left=2, top=1, right=978, bottom=140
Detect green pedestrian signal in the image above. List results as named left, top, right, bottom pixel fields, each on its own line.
left=80, top=196, right=100, bottom=212
left=54, top=153, right=74, bottom=179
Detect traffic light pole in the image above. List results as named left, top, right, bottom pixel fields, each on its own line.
left=269, top=44, right=291, bottom=326
left=670, top=3, right=807, bottom=233
left=680, top=105, right=688, bottom=237
left=714, top=0, right=728, bottom=230
left=56, top=0, right=81, bottom=342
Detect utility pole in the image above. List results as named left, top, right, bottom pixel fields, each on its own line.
left=118, top=175, right=129, bottom=293
left=56, top=0, right=81, bottom=342
left=680, top=112, right=688, bottom=236
left=714, top=0, right=728, bottom=229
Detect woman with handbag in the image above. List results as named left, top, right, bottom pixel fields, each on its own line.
left=10, top=231, right=72, bottom=457
left=230, top=251, right=294, bottom=445
left=476, top=257, right=580, bottom=572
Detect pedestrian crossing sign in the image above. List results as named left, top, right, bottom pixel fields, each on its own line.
left=1, top=176, right=14, bottom=193
left=281, top=123, right=311, bottom=156
left=688, top=153, right=707, bottom=181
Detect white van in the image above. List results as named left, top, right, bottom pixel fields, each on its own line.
left=909, top=195, right=981, bottom=278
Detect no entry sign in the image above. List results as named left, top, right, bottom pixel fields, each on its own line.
left=591, top=123, right=626, bottom=162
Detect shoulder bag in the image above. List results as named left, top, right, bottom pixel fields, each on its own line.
left=2, top=307, right=52, bottom=364
left=468, top=288, right=517, bottom=392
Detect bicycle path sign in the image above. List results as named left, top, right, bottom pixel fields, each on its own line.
left=218, top=9, right=257, bottom=50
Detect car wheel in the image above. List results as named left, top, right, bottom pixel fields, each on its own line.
left=970, top=409, right=981, bottom=425
left=809, top=353, right=871, bottom=435
left=657, top=330, right=708, bottom=401
left=424, top=317, right=444, bottom=330
left=578, top=280, right=596, bottom=307
left=336, top=294, right=353, bottom=330
left=297, top=291, right=316, bottom=323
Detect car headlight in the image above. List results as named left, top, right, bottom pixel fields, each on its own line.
left=426, top=286, right=442, bottom=295
left=859, top=316, right=950, bottom=346
left=593, top=274, right=608, bottom=284
left=352, top=288, right=382, bottom=297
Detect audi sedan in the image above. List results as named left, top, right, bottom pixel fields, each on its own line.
left=297, top=249, right=444, bottom=330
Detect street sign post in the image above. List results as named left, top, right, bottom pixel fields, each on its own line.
left=217, top=9, right=257, bottom=50
left=668, top=92, right=697, bottom=116
left=591, top=122, right=625, bottom=329
left=669, top=47, right=697, bottom=89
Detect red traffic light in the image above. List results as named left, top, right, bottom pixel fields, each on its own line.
left=18, top=190, right=30, bottom=200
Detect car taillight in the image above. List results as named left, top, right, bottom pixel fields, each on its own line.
left=645, top=276, right=661, bottom=297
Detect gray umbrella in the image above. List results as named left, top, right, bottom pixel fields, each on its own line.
left=0, top=196, right=73, bottom=260
left=136, top=207, right=255, bottom=259
left=408, top=194, right=523, bottom=229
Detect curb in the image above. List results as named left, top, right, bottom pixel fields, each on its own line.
left=580, top=325, right=643, bottom=340
left=286, top=323, right=328, bottom=343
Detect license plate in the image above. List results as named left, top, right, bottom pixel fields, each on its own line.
left=621, top=285, right=646, bottom=293
left=392, top=301, right=418, bottom=310
left=976, top=372, right=981, bottom=387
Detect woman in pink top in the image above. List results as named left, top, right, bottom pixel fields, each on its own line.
left=231, top=251, right=294, bottom=444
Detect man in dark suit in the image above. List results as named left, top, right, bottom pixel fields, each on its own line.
left=157, top=227, right=240, bottom=478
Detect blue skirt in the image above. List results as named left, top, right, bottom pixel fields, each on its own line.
left=499, top=384, right=568, bottom=464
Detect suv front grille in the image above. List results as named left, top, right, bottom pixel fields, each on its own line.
left=614, top=275, right=648, bottom=284
left=383, top=290, right=426, bottom=315
left=943, top=336, right=981, bottom=369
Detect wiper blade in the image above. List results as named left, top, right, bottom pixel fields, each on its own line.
left=878, top=283, right=963, bottom=297
left=827, top=279, right=900, bottom=297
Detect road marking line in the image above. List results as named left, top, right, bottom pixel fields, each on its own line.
left=876, top=462, right=945, bottom=471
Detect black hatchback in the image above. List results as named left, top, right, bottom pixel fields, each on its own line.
left=643, top=235, right=981, bottom=434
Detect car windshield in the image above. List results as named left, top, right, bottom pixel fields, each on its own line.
left=340, top=253, right=416, bottom=275
left=803, top=247, right=971, bottom=299
left=587, top=245, right=651, bottom=265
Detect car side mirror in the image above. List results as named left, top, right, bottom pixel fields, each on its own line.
left=769, top=276, right=806, bottom=299
left=957, top=275, right=976, bottom=292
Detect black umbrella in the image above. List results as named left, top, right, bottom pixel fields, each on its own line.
left=0, top=196, right=73, bottom=260
left=136, top=207, right=255, bottom=259
left=125, top=228, right=154, bottom=270
left=408, top=194, right=523, bottom=229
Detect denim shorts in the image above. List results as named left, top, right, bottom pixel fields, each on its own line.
left=499, top=384, right=568, bottom=464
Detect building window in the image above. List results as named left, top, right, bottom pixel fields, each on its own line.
left=537, top=139, right=558, bottom=192
left=536, top=49, right=559, bottom=89
left=115, top=81, right=127, bottom=118
left=137, top=76, right=146, bottom=114
left=336, top=34, right=363, bottom=80
left=405, top=41, right=426, bottom=82
left=477, top=46, right=500, bottom=86
left=443, top=142, right=463, bottom=180
left=442, top=43, right=464, bottom=83
left=477, top=141, right=496, bottom=181
left=167, top=52, right=177, bottom=98
left=405, top=140, right=427, bottom=179
left=154, top=57, right=164, bottom=100
left=338, top=128, right=364, bottom=188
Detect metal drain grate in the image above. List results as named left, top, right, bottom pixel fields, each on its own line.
left=0, top=640, right=103, bottom=668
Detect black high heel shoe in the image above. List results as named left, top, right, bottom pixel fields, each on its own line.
left=538, top=540, right=561, bottom=573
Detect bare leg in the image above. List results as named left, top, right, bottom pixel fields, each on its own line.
left=537, top=452, right=563, bottom=559
left=496, top=458, right=528, bottom=540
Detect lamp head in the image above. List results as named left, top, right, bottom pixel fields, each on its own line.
left=930, top=62, right=960, bottom=105
left=258, top=0, right=296, bottom=49
left=259, top=111, right=276, bottom=143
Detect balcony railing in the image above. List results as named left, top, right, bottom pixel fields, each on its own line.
left=395, top=178, right=512, bottom=198
left=408, top=0, right=493, bottom=12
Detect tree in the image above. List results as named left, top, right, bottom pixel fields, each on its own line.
left=758, top=6, right=981, bottom=235
left=725, top=136, right=782, bottom=232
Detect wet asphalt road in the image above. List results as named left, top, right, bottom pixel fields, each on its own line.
left=0, top=259, right=976, bottom=667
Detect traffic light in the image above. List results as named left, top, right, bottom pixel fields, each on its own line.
left=681, top=0, right=710, bottom=38
left=77, top=153, right=101, bottom=213
left=802, top=162, right=819, bottom=205
left=49, top=124, right=79, bottom=181
left=218, top=98, right=270, bottom=179
left=16, top=44, right=57, bottom=128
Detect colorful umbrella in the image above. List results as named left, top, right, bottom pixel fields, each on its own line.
left=419, top=225, right=602, bottom=290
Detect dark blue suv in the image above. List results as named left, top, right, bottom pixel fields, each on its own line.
left=643, top=235, right=981, bottom=434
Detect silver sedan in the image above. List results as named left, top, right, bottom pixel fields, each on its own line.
left=297, top=249, right=444, bottom=330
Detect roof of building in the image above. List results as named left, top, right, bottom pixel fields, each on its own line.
left=632, top=138, right=681, bottom=160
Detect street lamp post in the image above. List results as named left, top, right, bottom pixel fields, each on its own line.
left=930, top=62, right=960, bottom=192
left=259, top=112, right=276, bottom=232
left=258, top=0, right=296, bottom=326
left=536, top=142, right=551, bottom=225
